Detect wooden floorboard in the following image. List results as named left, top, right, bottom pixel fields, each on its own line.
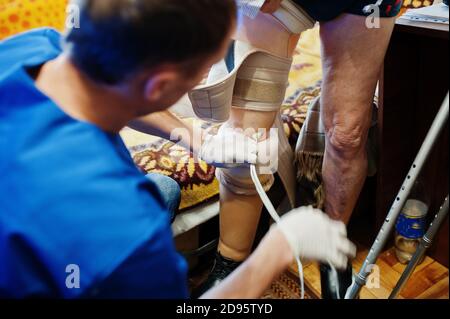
left=289, top=246, right=449, bottom=299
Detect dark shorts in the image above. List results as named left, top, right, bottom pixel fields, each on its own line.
left=294, top=0, right=404, bottom=22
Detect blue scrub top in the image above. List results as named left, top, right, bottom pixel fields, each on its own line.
left=0, top=28, right=188, bottom=299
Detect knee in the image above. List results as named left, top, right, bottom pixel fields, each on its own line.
left=147, top=174, right=181, bottom=221
left=161, top=176, right=182, bottom=206
left=325, top=123, right=367, bottom=158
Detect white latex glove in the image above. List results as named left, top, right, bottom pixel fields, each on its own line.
left=255, top=135, right=279, bottom=175
left=275, top=206, right=357, bottom=270
left=199, top=130, right=258, bottom=168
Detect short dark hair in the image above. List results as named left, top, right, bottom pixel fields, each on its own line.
left=65, top=0, right=237, bottom=85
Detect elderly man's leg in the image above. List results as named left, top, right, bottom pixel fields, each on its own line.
left=320, top=15, right=395, bottom=224
left=319, top=14, right=395, bottom=299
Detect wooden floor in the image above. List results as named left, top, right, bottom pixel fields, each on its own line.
left=289, top=246, right=449, bottom=299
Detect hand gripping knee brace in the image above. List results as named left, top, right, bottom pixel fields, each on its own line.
left=214, top=123, right=276, bottom=195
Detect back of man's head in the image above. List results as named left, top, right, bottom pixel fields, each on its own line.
left=65, top=0, right=237, bottom=85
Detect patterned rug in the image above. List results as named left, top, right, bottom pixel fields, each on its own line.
left=189, top=267, right=313, bottom=299
left=262, top=271, right=315, bottom=299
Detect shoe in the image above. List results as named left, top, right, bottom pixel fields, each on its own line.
left=188, top=0, right=315, bottom=122
left=191, top=252, right=242, bottom=299
left=320, top=262, right=356, bottom=299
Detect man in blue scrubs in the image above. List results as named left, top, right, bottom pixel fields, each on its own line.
left=0, top=0, right=356, bottom=299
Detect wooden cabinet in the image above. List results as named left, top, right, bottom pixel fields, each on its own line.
left=376, top=20, right=449, bottom=267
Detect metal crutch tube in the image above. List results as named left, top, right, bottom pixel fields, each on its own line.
left=389, top=196, right=449, bottom=299
left=345, top=93, right=449, bottom=299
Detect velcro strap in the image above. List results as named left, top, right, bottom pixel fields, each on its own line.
left=234, top=78, right=287, bottom=105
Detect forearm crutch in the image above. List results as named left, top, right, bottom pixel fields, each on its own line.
left=345, top=93, right=449, bottom=299
left=389, top=196, right=449, bottom=299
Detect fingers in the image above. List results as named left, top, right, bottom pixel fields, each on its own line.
left=278, top=206, right=357, bottom=269
left=332, top=220, right=348, bottom=237
left=328, top=238, right=356, bottom=270
left=247, top=153, right=258, bottom=165
left=256, top=140, right=273, bottom=166
left=235, top=134, right=258, bottom=164
left=256, top=137, right=279, bottom=175
left=218, top=130, right=258, bottom=165
left=328, top=220, right=356, bottom=259
left=338, top=238, right=357, bottom=259
left=329, top=252, right=348, bottom=270
left=201, top=130, right=259, bottom=167
left=327, top=219, right=356, bottom=270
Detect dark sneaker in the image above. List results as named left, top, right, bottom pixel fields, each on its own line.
left=191, top=252, right=242, bottom=299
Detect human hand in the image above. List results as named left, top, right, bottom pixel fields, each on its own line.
left=255, top=134, right=279, bottom=175
left=275, top=206, right=357, bottom=269
left=199, top=130, right=258, bottom=168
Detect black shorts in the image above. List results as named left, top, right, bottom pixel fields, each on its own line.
left=294, top=0, right=404, bottom=22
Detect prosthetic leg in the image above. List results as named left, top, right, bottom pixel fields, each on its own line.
left=189, top=0, right=315, bottom=122
left=190, top=0, right=315, bottom=206
left=190, top=1, right=316, bottom=297
left=346, top=93, right=449, bottom=299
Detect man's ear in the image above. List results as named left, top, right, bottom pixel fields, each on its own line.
left=143, top=69, right=178, bottom=103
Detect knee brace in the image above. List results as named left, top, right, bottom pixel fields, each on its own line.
left=216, top=166, right=275, bottom=196
left=189, top=0, right=316, bottom=122
left=232, top=50, right=293, bottom=112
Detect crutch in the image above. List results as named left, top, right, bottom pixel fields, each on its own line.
left=389, top=196, right=449, bottom=299
left=345, top=93, right=449, bottom=299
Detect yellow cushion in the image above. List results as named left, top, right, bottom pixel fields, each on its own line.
left=0, top=0, right=68, bottom=40
left=121, top=119, right=221, bottom=211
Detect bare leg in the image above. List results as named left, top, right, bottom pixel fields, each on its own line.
left=320, top=15, right=395, bottom=223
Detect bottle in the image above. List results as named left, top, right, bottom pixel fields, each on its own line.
left=395, top=180, right=429, bottom=264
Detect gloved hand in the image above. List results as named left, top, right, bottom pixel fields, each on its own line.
left=275, top=206, right=357, bottom=270
left=199, top=129, right=258, bottom=168
left=255, top=134, right=279, bottom=175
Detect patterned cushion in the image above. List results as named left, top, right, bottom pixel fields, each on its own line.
left=0, top=0, right=68, bottom=40
left=402, top=0, right=435, bottom=10
left=120, top=119, right=222, bottom=211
